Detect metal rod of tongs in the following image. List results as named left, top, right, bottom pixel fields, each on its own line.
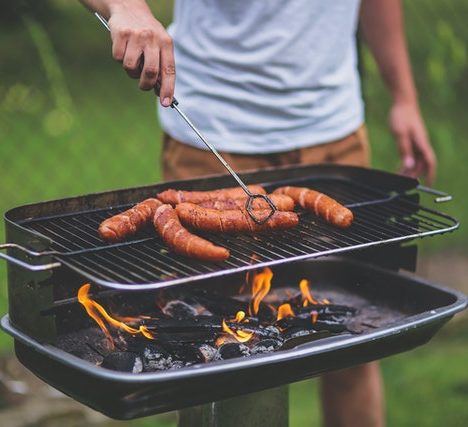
left=94, top=13, right=277, bottom=224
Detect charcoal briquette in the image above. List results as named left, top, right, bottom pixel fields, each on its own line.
left=251, top=339, right=282, bottom=354
left=162, top=300, right=198, bottom=320
left=141, top=344, right=175, bottom=371
left=216, top=343, right=250, bottom=360
left=101, top=352, right=143, bottom=373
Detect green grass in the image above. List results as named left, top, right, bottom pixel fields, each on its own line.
left=0, top=1, right=467, bottom=426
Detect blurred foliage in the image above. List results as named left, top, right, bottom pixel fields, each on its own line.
left=0, top=0, right=58, bottom=27
left=0, top=1, right=467, bottom=425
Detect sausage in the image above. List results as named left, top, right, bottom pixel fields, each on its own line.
left=154, top=204, right=230, bottom=262
left=176, top=203, right=299, bottom=233
left=273, top=186, right=353, bottom=228
left=157, top=185, right=266, bottom=205
left=99, top=198, right=163, bottom=242
left=198, top=194, right=295, bottom=211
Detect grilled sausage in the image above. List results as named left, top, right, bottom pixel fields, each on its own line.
left=198, top=194, right=295, bottom=211
left=273, top=186, right=353, bottom=229
left=99, top=198, right=163, bottom=243
left=154, top=204, right=230, bottom=262
left=157, top=185, right=266, bottom=206
left=176, top=203, right=299, bottom=233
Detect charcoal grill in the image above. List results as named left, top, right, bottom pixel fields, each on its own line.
left=0, top=164, right=466, bottom=421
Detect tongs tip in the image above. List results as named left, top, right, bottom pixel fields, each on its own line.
left=246, top=194, right=277, bottom=225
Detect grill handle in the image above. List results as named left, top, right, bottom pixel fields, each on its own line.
left=417, top=185, right=452, bottom=203
left=0, top=244, right=61, bottom=272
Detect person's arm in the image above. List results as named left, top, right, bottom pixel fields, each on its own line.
left=360, top=0, right=436, bottom=185
left=79, top=0, right=175, bottom=106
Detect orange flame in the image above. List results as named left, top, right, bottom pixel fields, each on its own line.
left=299, top=279, right=330, bottom=306
left=277, top=303, right=295, bottom=321
left=78, top=284, right=155, bottom=350
left=299, top=279, right=319, bottom=306
left=249, top=267, right=273, bottom=316
left=218, top=310, right=254, bottom=344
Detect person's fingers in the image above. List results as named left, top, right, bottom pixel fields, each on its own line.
left=412, top=127, right=437, bottom=186
left=111, top=28, right=129, bottom=62
left=158, top=35, right=176, bottom=107
left=123, top=37, right=143, bottom=80
left=139, top=46, right=159, bottom=90
left=395, top=131, right=415, bottom=175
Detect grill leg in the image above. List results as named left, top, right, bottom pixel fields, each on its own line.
left=177, top=385, right=289, bottom=427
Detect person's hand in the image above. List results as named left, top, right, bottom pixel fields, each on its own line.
left=108, top=1, right=175, bottom=106
left=389, top=101, right=437, bottom=186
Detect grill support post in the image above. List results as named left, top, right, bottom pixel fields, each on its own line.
left=177, top=385, right=289, bottom=427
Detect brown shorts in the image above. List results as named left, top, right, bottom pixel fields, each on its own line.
left=162, top=125, right=370, bottom=181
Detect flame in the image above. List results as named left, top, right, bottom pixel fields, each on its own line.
left=299, top=279, right=330, bottom=306
left=299, top=279, right=319, bottom=306
left=217, top=310, right=254, bottom=344
left=234, top=311, right=246, bottom=322
left=221, top=319, right=254, bottom=343
left=78, top=284, right=155, bottom=349
left=249, top=267, right=273, bottom=316
left=277, top=303, right=295, bottom=321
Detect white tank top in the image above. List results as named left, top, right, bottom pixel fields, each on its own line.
left=158, top=0, right=364, bottom=154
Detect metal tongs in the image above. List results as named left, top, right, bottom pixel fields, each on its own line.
left=95, top=13, right=276, bottom=224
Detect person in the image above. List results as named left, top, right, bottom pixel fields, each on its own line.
left=81, top=1, right=437, bottom=426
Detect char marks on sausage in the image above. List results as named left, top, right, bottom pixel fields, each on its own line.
left=98, top=198, right=162, bottom=243
left=154, top=204, right=230, bottom=262
left=157, top=185, right=266, bottom=206
left=273, top=186, right=353, bottom=228
left=176, top=203, right=299, bottom=233
left=198, top=194, right=295, bottom=211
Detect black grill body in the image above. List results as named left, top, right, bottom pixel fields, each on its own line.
left=2, top=259, right=466, bottom=419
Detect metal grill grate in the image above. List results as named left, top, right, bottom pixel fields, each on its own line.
left=19, top=177, right=458, bottom=290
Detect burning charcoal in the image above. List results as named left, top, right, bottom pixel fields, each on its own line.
left=276, top=315, right=348, bottom=333
left=251, top=339, right=282, bottom=355
left=162, top=300, right=198, bottom=320
left=282, top=327, right=315, bottom=340
left=161, top=342, right=216, bottom=364
left=257, top=304, right=277, bottom=324
left=169, top=360, right=186, bottom=370
left=143, top=316, right=279, bottom=341
left=198, top=344, right=218, bottom=363
left=190, top=290, right=247, bottom=316
left=313, top=320, right=348, bottom=333
left=101, top=352, right=143, bottom=373
left=141, top=344, right=175, bottom=371
left=168, top=343, right=219, bottom=364
left=295, top=304, right=356, bottom=317
left=216, top=343, right=250, bottom=360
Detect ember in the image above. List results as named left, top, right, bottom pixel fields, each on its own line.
left=77, top=269, right=357, bottom=372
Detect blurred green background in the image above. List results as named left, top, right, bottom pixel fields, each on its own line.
left=0, top=1, right=467, bottom=426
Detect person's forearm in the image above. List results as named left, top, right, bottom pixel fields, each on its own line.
left=360, top=0, right=417, bottom=105
left=79, top=0, right=151, bottom=20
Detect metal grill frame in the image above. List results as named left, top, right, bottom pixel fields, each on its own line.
left=1, top=258, right=467, bottom=419
left=3, top=165, right=459, bottom=290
